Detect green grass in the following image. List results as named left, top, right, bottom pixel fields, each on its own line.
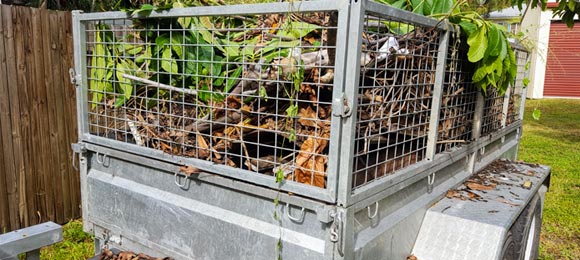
left=40, top=220, right=94, bottom=260
left=519, top=99, right=580, bottom=260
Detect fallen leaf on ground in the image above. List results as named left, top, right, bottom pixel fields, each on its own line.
left=466, top=182, right=496, bottom=191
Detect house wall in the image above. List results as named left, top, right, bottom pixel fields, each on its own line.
left=521, top=7, right=552, bottom=99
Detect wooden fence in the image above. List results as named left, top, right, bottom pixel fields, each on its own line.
left=0, top=5, right=80, bottom=232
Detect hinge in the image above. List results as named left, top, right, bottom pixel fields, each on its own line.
left=329, top=211, right=345, bottom=256
left=332, top=93, right=352, bottom=118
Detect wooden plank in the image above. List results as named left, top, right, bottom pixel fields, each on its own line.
left=23, top=6, right=40, bottom=226
left=2, top=5, right=22, bottom=230
left=54, top=10, right=73, bottom=221
left=30, top=7, right=52, bottom=224
left=18, top=7, right=40, bottom=226
left=0, top=3, right=12, bottom=233
left=13, top=6, right=33, bottom=228
left=40, top=6, right=57, bottom=223
left=61, top=11, right=81, bottom=219
left=0, top=114, right=8, bottom=233
left=47, top=10, right=67, bottom=224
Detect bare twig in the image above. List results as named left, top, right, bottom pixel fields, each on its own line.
left=123, top=74, right=198, bottom=96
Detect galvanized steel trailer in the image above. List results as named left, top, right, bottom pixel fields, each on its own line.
left=70, top=1, right=550, bottom=259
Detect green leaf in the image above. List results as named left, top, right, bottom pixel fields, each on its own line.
left=277, top=21, right=318, bottom=40
left=523, top=78, right=530, bottom=87
left=458, top=21, right=477, bottom=35
left=173, top=2, right=192, bottom=29
left=115, top=61, right=133, bottom=100
left=289, top=129, right=296, bottom=142
left=430, top=0, right=453, bottom=15
left=384, top=21, right=415, bottom=35
left=390, top=0, right=407, bottom=9
left=486, top=26, right=501, bottom=57
left=161, top=48, right=178, bottom=74
left=259, top=86, right=268, bottom=101
left=114, top=95, right=127, bottom=108
left=275, top=168, right=284, bottom=183
left=410, top=0, right=425, bottom=14
left=286, top=104, right=298, bottom=118
left=225, top=66, right=243, bottom=93
left=568, top=0, right=576, bottom=12
left=467, top=26, right=488, bottom=63
left=532, top=108, right=541, bottom=120
left=131, top=4, right=156, bottom=17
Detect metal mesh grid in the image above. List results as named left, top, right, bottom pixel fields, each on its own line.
left=84, top=11, right=338, bottom=189
left=480, top=88, right=505, bottom=136
left=436, top=35, right=478, bottom=153
left=351, top=14, right=440, bottom=189
left=507, top=50, right=529, bottom=125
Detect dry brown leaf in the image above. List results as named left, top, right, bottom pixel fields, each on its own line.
left=446, top=190, right=460, bottom=199
left=297, top=106, right=318, bottom=128
left=407, top=254, right=418, bottom=260
left=496, top=198, right=520, bottom=206
left=179, top=165, right=200, bottom=177
left=466, top=182, right=496, bottom=191
left=294, top=135, right=329, bottom=188
left=466, top=191, right=481, bottom=200
left=196, top=132, right=210, bottom=158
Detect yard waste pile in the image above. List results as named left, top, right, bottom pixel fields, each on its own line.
left=87, top=1, right=512, bottom=189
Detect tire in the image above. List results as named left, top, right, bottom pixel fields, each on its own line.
left=511, top=193, right=543, bottom=260
left=500, top=231, right=517, bottom=260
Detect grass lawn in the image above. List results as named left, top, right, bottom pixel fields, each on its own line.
left=519, top=99, right=580, bottom=260
left=40, top=220, right=94, bottom=260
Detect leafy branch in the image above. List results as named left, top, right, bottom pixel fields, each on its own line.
left=376, top=0, right=520, bottom=95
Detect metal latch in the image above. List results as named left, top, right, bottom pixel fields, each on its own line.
left=71, top=143, right=87, bottom=171
left=329, top=211, right=345, bottom=256
left=69, top=68, right=81, bottom=86
left=332, top=93, right=352, bottom=118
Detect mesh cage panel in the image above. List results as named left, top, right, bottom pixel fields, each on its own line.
left=436, top=34, right=478, bottom=153
left=84, top=11, right=338, bottom=189
left=507, top=49, right=529, bottom=125
left=481, top=88, right=505, bottom=136
left=351, top=14, right=440, bottom=189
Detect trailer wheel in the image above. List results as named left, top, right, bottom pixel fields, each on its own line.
left=500, top=231, right=516, bottom=260
left=512, top=194, right=542, bottom=260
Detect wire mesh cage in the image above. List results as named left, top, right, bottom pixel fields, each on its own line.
left=480, top=88, right=505, bottom=137
left=436, top=34, right=478, bottom=153
left=507, top=49, right=529, bottom=125
left=84, top=9, right=339, bottom=189
left=74, top=1, right=531, bottom=201
left=351, top=12, right=440, bottom=189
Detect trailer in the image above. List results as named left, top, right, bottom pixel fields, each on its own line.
left=70, top=1, right=550, bottom=259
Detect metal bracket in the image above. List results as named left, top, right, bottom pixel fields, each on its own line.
left=480, top=146, right=486, bottom=156
left=427, top=173, right=436, bottom=194
left=71, top=143, right=87, bottom=171
left=501, top=136, right=506, bottom=144
left=367, top=201, right=379, bottom=219
left=332, top=93, right=352, bottom=118
left=69, top=68, right=81, bottom=87
left=329, top=211, right=345, bottom=256
left=174, top=171, right=189, bottom=189
left=285, top=203, right=305, bottom=222
left=96, top=152, right=108, bottom=165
